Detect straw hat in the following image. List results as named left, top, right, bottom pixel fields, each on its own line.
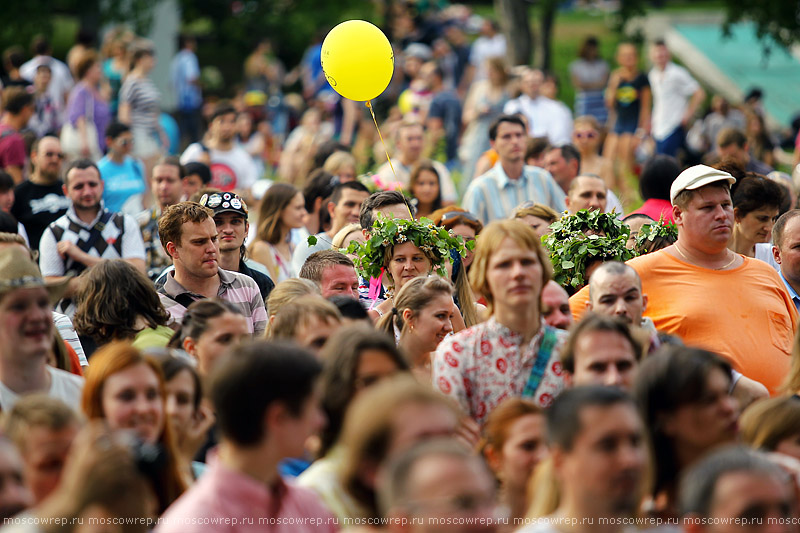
left=0, top=245, right=70, bottom=304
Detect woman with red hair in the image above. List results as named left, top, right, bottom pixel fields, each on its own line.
left=81, top=342, right=186, bottom=515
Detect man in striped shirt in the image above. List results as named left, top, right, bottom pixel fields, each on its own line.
left=156, top=202, right=266, bottom=336
left=463, top=115, right=566, bottom=224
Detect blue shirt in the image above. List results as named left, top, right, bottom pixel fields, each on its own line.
left=97, top=155, right=146, bottom=214
left=170, top=49, right=202, bottom=111
left=463, top=162, right=566, bottom=224
left=779, top=271, right=800, bottom=312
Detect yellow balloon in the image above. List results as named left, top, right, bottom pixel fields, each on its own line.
left=321, top=20, right=394, bottom=102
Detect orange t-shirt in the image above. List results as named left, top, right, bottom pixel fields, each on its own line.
left=601, top=251, right=795, bottom=394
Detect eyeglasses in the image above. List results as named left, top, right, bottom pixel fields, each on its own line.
left=440, top=211, right=480, bottom=224
left=44, top=152, right=65, bottom=159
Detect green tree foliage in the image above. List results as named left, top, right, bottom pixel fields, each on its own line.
left=179, top=0, right=374, bottom=92
left=0, top=0, right=158, bottom=57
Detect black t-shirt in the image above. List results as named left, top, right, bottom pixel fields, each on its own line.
left=614, top=72, right=650, bottom=124
left=11, top=180, right=71, bottom=251
left=239, top=261, right=275, bottom=301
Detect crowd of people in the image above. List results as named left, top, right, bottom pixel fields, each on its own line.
left=0, top=3, right=800, bottom=532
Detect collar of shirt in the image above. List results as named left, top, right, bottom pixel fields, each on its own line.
left=491, top=161, right=527, bottom=189
left=66, top=202, right=108, bottom=229
left=202, top=450, right=288, bottom=516
left=779, top=271, right=800, bottom=307
left=165, top=267, right=232, bottom=298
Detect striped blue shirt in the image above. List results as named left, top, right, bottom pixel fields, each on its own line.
left=463, top=163, right=566, bottom=224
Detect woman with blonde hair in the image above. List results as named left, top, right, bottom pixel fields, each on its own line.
left=512, top=203, right=560, bottom=238
left=433, top=220, right=566, bottom=427
left=323, top=151, right=357, bottom=184
left=331, top=222, right=364, bottom=256
left=249, top=182, right=307, bottom=282
left=740, top=396, right=800, bottom=460
left=377, top=276, right=455, bottom=381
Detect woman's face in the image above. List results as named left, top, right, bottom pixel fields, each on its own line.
left=165, top=369, right=197, bottom=440
left=388, top=241, right=432, bottom=290
left=280, top=192, right=308, bottom=230
left=138, top=52, right=156, bottom=72
left=573, top=123, right=600, bottom=151
left=338, top=165, right=357, bottom=183
left=353, top=349, right=402, bottom=393
left=661, top=367, right=739, bottom=456
left=451, top=224, right=477, bottom=268
left=736, top=207, right=779, bottom=244
left=101, top=362, right=165, bottom=444
left=774, top=433, right=800, bottom=461
left=85, top=61, right=102, bottom=84
left=412, top=170, right=440, bottom=206
left=186, top=312, right=251, bottom=375
left=406, top=293, right=454, bottom=353
left=521, top=215, right=553, bottom=238
left=497, top=414, right=548, bottom=492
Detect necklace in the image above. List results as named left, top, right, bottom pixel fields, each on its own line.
left=673, top=244, right=738, bottom=270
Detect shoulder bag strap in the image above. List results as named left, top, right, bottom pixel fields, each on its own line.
left=522, top=327, right=559, bottom=398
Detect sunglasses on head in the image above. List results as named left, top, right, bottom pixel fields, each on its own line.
left=441, top=211, right=480, bottom=224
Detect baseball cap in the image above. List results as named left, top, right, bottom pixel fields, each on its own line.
left=669, top=165, right=736, bottom=205
left=199, top=191, right=248, bottom=217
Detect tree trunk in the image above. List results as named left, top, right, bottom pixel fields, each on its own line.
left=539, top=0, right=556, bottom=72
left=495, top=0, right=533, bottom=66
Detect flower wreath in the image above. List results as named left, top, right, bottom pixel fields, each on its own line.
left=633, top=216, right=678, bottom=252
left=343, top=214, right=473, bottom=281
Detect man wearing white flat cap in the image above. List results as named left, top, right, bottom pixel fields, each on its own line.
left=624, top=164, right=796, bottom=395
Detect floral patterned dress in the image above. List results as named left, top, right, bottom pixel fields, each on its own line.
left=433, top=317, right=567, bottom=426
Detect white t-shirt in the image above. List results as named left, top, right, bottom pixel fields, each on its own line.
left=470, top=34, right=507, bottom=81
left=181, top=143, right=258, bottom=192
left=0, top=366, right=84, bottom=411
left=504, top=95, right=573, bottom=146
left=20, top=56, right=74, bottom=105
left=648, top=62, right=700, bottom=140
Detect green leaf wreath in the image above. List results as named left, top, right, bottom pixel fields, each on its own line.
left=344, top=214, right=474, bottom=281
left=542, top=210, right=634, bottom=291
left=633, top=217, right=679, bottom=254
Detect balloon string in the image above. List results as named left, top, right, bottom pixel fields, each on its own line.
left=365, top=100, right=414, bottom=219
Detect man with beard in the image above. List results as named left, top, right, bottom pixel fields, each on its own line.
left=11, top=136, right=71, bottom=252
left=39, top=159, right=146, bottom=315
left=180, top=103, right=257, bottom=197
left=517, top=386, right=647, bottom=532
left=139, top=156, right=185, bottom=280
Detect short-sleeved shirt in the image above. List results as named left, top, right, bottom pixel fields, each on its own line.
left=11, top=180, right=71, bottom=252
left=157, top=268, right=267, bottom=337
left=119, top=76, right=161, bottom=133
left=649, top=62, right=700, bottom=140
left=0, top=366, right=84, bottom=412
left=614, top=72, right=649, bottom=124
left=432, top=318, right=567, bottom=426
left=0, top=124, right=26, bottom=171
left=463, top=162, right=566, bottom=224
left=428, top=89, right=463, bottom=162
left=171, top=49, right=202, bottom=111
left=181, top=143, right=258, bottom=192
left=626, top=250, right=795, bottom=394
left=98, top=155, right=147, bottom=214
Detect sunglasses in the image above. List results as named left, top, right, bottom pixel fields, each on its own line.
left=441, top=210, right=480, bottom=224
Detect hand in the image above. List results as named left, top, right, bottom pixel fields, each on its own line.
left=57, top=240, right=81, bottom=260
left=454, top=416, right=481, bottom=449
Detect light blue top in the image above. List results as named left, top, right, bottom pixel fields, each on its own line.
left=97, top=155, right=146, bottom=214
left=463, top=162, right=566, bottom=223
left=779, top=271, right=800, bottom=313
